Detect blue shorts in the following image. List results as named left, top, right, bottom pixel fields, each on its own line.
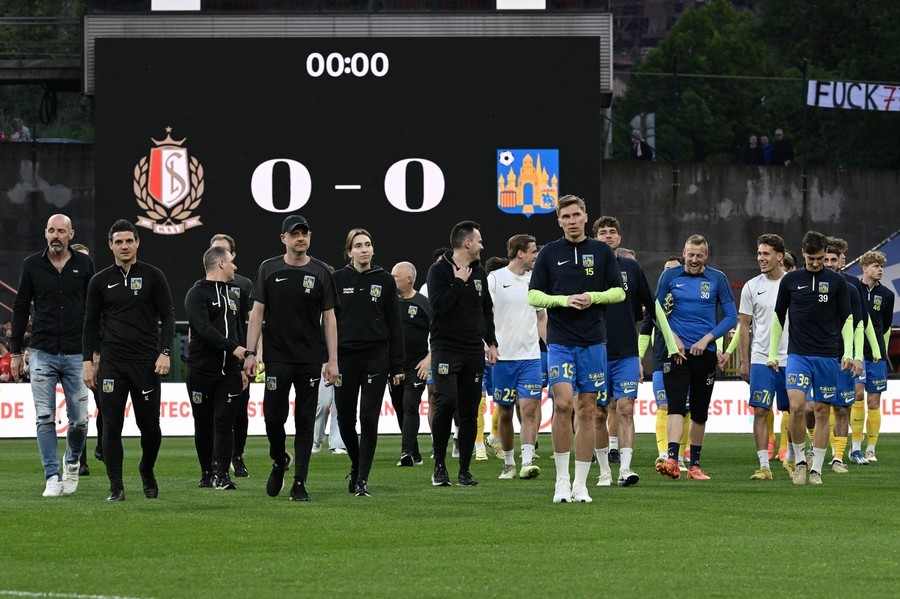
left=547, top=343, right=607, bottom=403
left=785, top=355, right=839, bottom=404
left=749, top=364, right=789, bottom=411
left=864, top=360, right=887, bottom=393
left=482, top=362, right=493, bottom=394
left=540, top=351, right=548, bottom=389
left=607, top=357, right=640, bottom=401
left=426, top=367, right=434, bottom=386
left=652, top=370, right=667, bottom=407
left=492, top=359, right=543, bottom=407
left=836, top=368, right=856, bottom=407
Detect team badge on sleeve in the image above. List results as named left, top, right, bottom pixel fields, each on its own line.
left=102, top=379, right=114, bottom=393
left=266, top=376, right=277, bottom=391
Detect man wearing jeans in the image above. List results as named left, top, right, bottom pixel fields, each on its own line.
left=10, top=214, right=95, bottom=497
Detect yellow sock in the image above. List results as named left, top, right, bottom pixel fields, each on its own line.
left=476, top=395, right=486, bottom=443
left=850, top=402, right=866, bottom=443
left=491, top=404, right=500, bottom=438
left=833, top=436, right=847, bottom=462
left=655, top=407, right=668, bottom=455
left=828, top=409, right=836, bottom=454
left=680, top=412, right=690, bottom=456
left=867, top=408, right=882, bottom=449
left=766, top=409, right=775, bottom=444
left=779, top=413, right=790, bottom=452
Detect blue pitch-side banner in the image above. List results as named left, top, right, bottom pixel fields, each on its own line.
left=847, top=234, right=900, bottom=327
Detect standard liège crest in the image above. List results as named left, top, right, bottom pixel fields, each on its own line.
left=133, top=127, right=205, bottom=235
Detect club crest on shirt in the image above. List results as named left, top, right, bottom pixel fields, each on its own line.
left=266, top=376, right=277, bottom=391
left=370, top=285, right=382, bottom=298
left=621, top=271, right=628, bottom=284
left=303, top=275, right=315, bottom=292
left=438, top=363, right=449, bottom=375
left=130, top=277, right=143, bottom=291
left=818, top=282, right=829, bottom=293
left=191, top=391, right=203, bottom=404
left=228, top=299, right=237, bottom=312
left=582, top=255, right=594, bottom=267
left=474, top=279, right=483, bottom=293
left=407, top=305, right=418, bottom=317
left=874, top=295, right=883, bottom=306
left=700, top=281, right=710, bottom=293
left=102, top=379, right=114, bottom=393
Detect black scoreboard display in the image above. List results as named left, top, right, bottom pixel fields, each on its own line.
left=95, top=36, right=604, bottom=316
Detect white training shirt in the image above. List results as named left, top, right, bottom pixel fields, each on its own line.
left=487, top=266, right=542, bottom=361
left=740, top=272, right=789, bottom=366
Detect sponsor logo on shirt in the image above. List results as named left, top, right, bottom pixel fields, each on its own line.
left=343, top=287, right=355, bottom=294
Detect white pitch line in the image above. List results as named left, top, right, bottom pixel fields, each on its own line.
left=0, top=591, right=149, bottom=599
left=334, top=185, right=362, bottom=190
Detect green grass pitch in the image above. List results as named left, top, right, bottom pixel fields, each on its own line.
left=1, top=433, right=898, bottom=598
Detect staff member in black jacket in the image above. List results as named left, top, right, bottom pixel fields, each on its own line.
left=427, top=221, right=498, bottom=488
left=333, top=229, right=404, bottom=497
left=83, top=219, right=176, bottom=501
left=185, top=246, right=249, bottom=491
left=209, top=233, right=254, bottom=478
left=10, top=214, right=94, bottom=497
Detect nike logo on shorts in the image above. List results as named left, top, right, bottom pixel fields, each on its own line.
left=142, top=388, right=154, bottom=395
left=227, top=392, right=240, bottom=398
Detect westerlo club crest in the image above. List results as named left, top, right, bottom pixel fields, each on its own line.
left=133, top=127, right=205, bottom=235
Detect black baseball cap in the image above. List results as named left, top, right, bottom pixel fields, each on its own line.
left=282, top=215, right=310, bottom=233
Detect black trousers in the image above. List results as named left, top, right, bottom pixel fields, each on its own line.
left=97, top=359, right=162, bottom=484
left=389, top=369, right=426, bottom=459
left=662, top=350, right=717, bottom=424
left=186, top=367, right=242, bottom=476
left=232, top=385, right=251, bottom=458
left=263, top=362, right=320, bottom=483
left=334, top=350, right=389, bottom=483
left=431, top=349, right=483, bottom=471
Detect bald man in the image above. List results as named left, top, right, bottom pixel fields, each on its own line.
left=11, top=214, right=95, bottom=497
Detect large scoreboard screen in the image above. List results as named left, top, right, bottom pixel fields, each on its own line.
left=95, top=35, right=605, bottom=315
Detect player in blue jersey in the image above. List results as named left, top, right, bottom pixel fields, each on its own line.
left=593, top=216, right=655, bottom=487
left=853, top=250, right=893, bottom=463
left=654, top=235, right=738, bottom=481
left=528, top=195, right=625, bottom=503
left=768, top=231, right=855, bottom=485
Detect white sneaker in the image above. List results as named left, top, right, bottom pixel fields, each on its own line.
left=865, top=449, right=878, bottom=463
left=677, top=459, right=688, bottom=472
left=62, top=463, right=80, bottom=495
left=553, top=479, right=571, bottom=503
left=43, top=475, right=63, bottom=497
left=311, top=443, right=322, bottom=454
left=331, top=447, right=347, bottom=455
left=596, top=472, right=612, bottom=487
left=618, top=468, right=640, bottom=487
left=451, top=440, right=460, bottom=458
left=498, top=464, right=517, bottom=479
left=571, top=483, right=593, bottom=503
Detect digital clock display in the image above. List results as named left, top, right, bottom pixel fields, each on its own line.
left=95, top=36, right=604, bottom=317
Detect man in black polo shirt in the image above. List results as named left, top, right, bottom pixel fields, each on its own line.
left=427, top=220, right=498, bottom=488
left=243, top=215, right=339, bottom=502
left=83, top=219, right=176, bottom=501
left=11, top=214, right=95, bottom=497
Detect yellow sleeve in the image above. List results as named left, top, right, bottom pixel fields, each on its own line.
left=725, top=325, right=740, bottom=354
left=841, top=315, right=854, bottom=362
left=587, top=288, right=626, bottom=305
left=768, top=318, right=783, bottom=364
left=864, top=318, right=883, bottom=361
left=854, top=320, right=864, bottom=361
left=527, top=289, right=568, bottom=309
left=638, top=334, right=651, bottom=359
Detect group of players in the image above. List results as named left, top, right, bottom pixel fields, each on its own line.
left=8, top=198, right=893, bottom=502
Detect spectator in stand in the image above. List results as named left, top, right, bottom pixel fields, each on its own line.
left=772, top=128, right=795, bottom=166
left=2, top=319, right=12, bottom=340
left=9, top=118, right=32, bottom=142
left=759, top=135, right=773, bottom=165
left=0, top=339, right=12, bottom=382
left=0, top=126, right=7, bottom=141
left=741, top=135, right=763, bottom=165
left=629, top=129, right=653, bottom=161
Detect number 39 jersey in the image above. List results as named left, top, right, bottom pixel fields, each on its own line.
left=773, top=267, right=851, bottom=358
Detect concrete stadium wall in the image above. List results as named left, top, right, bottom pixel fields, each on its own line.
left=0, top=144, right=895, bottom=313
